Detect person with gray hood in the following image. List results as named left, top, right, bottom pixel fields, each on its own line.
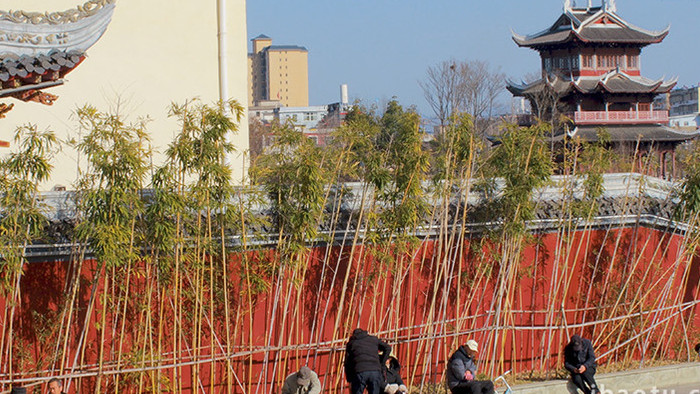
left=344, top=328, right=392, bottom=394
left=282, top=366, right=322, bottom=394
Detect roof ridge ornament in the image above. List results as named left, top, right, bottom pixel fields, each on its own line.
left=564, top=0, right=571, bottom=12
left=0, top=0, right=115, bottom=25
left=603, top=0, right=617, bottom=13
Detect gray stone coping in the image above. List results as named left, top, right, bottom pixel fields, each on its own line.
left=510, top=363, right=700, bottom=394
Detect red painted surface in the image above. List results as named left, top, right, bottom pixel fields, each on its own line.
left=2, top=226, right=699, bottom=393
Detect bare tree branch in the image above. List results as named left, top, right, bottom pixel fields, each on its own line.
left=421, top=59, right=505, bottom=136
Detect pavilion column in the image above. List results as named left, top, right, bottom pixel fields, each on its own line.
left=605, top=100, right=609, bottom=122
left=672, top=149, right=677, bottom=179
left=660, top=151, right=666, bottom=179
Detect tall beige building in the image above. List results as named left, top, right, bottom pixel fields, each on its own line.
left=2, top=0, right=250, bottom=188
left=248, top=34, right=309, bottom=107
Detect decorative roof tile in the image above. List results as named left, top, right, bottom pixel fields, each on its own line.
left=0, top=0, right=114, bottom=56
left=570, top=125, right=699, bottom=142
left=507, top=70, right=676, bottom=96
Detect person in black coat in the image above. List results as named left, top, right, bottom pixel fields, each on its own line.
left=383, top=356, right=408, bottom=394
left=446, top=340, right=494, bottom=394
left=564, top=335, right=599, bottom=394
left=344, top=328, right=392, bottom=394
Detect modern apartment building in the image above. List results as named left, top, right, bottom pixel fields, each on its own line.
left=248, top=34, right=309, bottom=107
left=655, top=85, right=700, bottom=130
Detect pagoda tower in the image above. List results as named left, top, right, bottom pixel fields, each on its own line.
left=507, top=0, right=697, bottom=178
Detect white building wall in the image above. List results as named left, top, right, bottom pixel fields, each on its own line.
left=2, top=0, right=250, bottom=189
left=669, top=113, right=700, bottom=129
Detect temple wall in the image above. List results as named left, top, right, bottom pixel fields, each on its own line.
left=2, top=224, right=699, bottom=393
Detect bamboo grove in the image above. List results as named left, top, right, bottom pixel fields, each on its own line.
left=0, top=99, right=699, bottom=393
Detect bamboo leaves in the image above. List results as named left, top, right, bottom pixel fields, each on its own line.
left=73, top=106, right=151, bottom=268
left=0, top=125, right=57, bottom=287
left=251, top=121, right=328, bottom=264
left=677, top=139, right=700, bottom=217
left=485, top=122, right=553, bottom=236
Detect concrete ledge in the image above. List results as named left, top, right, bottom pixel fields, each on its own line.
left=510, top=363, right=700, bottom=394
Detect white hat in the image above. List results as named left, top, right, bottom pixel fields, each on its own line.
left=466, top=339, right=479, bottom=352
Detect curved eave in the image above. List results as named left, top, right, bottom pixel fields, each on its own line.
left=572, top=125, right=700, bottom=143
left=0, top=2, right=115, bottom=56
left=511, top=30, right=575, bottom=48
left=657, top=79, right=678, bottom=94
left=506, top=84, right=526, bottom=96
left=507, top=78, right=575, bottom=97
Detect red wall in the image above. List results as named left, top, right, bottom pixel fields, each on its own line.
left=2, top=225, right=699, bottom=393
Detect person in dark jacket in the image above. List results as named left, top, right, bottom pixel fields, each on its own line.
left=446, top=340, right=494, bottom=394
left=383, top=356, right=408, bottom=394
left=695, top=342, right=700, bottom=359
left=564, top=335, right=599, bottom=394
left=344, top=328, right=392, bottom=394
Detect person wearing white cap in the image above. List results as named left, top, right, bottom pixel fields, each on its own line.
left=281, top=366, right=322, bottom=394
left=446, top=339, right=495, bottom=394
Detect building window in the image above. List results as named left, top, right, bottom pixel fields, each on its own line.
left=543, top=57, right=552, bottom=72
left=582, top=55, right=593, bottom=68
left=597, top=55, right=608, bottom=68
left=555, top=57, right=568, bottom=69
left=627, top=55, right=639, bottom=69
left=571, top=55, right=579, bottom=69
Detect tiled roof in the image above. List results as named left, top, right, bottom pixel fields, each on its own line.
left=0, top=50, right=84, bottom=99
left=508, top=71, right=676, bottom=96
left=512, top=7, right=668, bottom=48
left=570, top=125, right=699, bottom=142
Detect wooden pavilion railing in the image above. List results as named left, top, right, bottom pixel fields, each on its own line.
left=573, top=110, right=669, bottom=125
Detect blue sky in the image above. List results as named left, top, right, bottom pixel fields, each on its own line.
left=247, top=0, right=699, bottom=117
